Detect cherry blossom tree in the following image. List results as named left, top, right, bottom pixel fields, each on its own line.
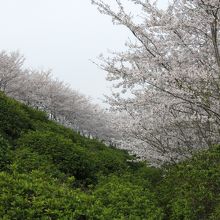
left=92, top=0, right=220, bottom=163
left=0, top=51, right=118, bottom=144
left=0, top=51, right=25, bottom=94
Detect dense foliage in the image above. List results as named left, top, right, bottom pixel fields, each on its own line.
left=158, top=145, right=220, bottom=220
left=92, top=0, right=220, bottom=164
left=0, top=92, right=159, bottom=219
left=1, top=92, right=220, bottom=219
left=1, top=0, right=220, bottom=218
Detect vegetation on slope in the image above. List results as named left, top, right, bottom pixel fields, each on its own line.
left=0, top=91, right=220, bottom=219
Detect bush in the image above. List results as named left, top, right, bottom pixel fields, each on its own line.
left=79, top=138, right=133, bottom=176
left=17, top=131, right=97, bottom=185
left=9, top=146, right=65, bottom=180
left=0, top=135, right=11, bottom=171
left=20, top=104, right=48, bottom=122
left=32, top=120, right=80, bottom=143
left=158, top=145, right=220, bottom=220
left=17, top=130, right=134, bottom=186
left=0, top=170, right=91, bottom=219
left=91, top=175, right=164, bottom=219
left=0, top=92, right=32, bottom=140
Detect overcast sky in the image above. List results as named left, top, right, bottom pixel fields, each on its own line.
left=0, top=0, right=168, bottom=104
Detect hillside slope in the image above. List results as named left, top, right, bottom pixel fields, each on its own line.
left=0, top=92, right=163, bottom=219
left=1, top=92, right=220, bottom=219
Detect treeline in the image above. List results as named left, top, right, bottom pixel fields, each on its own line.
left=0, top=51, right=119, bottom=144
left=0, top=92, right=220, bottom=219
left=2, top=0, right=220, bottom=167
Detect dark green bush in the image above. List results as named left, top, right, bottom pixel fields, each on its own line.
left=87, top=147, right=130, bottom=176
left=17, top=131, right=97, bottom=184
left=32, top=120, right=81, bottom=143
left=9, top=146, right=65, bottom=180
left=17, top=130, right=134, bottom=186
left=0, top=134, right=11, bottom=171
left=0, top=92, right=32, bottom=139
left=20, top=104, right=48, bottom=122
left=158, top=145, right=220, bottom=220
left=78, top=138, right=133, bottom=176
left=129, top=163, right=163, bottom=186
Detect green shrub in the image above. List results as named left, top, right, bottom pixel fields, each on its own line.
left=17, top=130, right=135, bottom=186
left=0, top=170, right=91, bottom=219
left=9, top=146, right=65, bottom=180
left=0, top=135, right=11, bottom=171
left=129, top=163, right=163, bottom=186
left=91, top=175, right=164, bottom=220
left=17, top=131, right=97, bottom=184
left=158, top=145, right=220, bottom=220
left=78, top=138, right=133, bottom=176
left=209, top=203, right=220, bottom=220
left=88, top=147, right=129, bottom=176
left=20, top=104, right=48, bottom=122
left=32, top=120, right=81, bottom=143
left=0, top=92, right=32, bottom=139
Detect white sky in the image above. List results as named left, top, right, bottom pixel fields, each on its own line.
left=0, top=0, right=168, bottom=104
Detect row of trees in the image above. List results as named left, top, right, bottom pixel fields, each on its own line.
left=92, top=0, right=220, bottom=164
left=0, top=51, right=119, bottom=144
left=2, top=0, right=219, bottom=164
